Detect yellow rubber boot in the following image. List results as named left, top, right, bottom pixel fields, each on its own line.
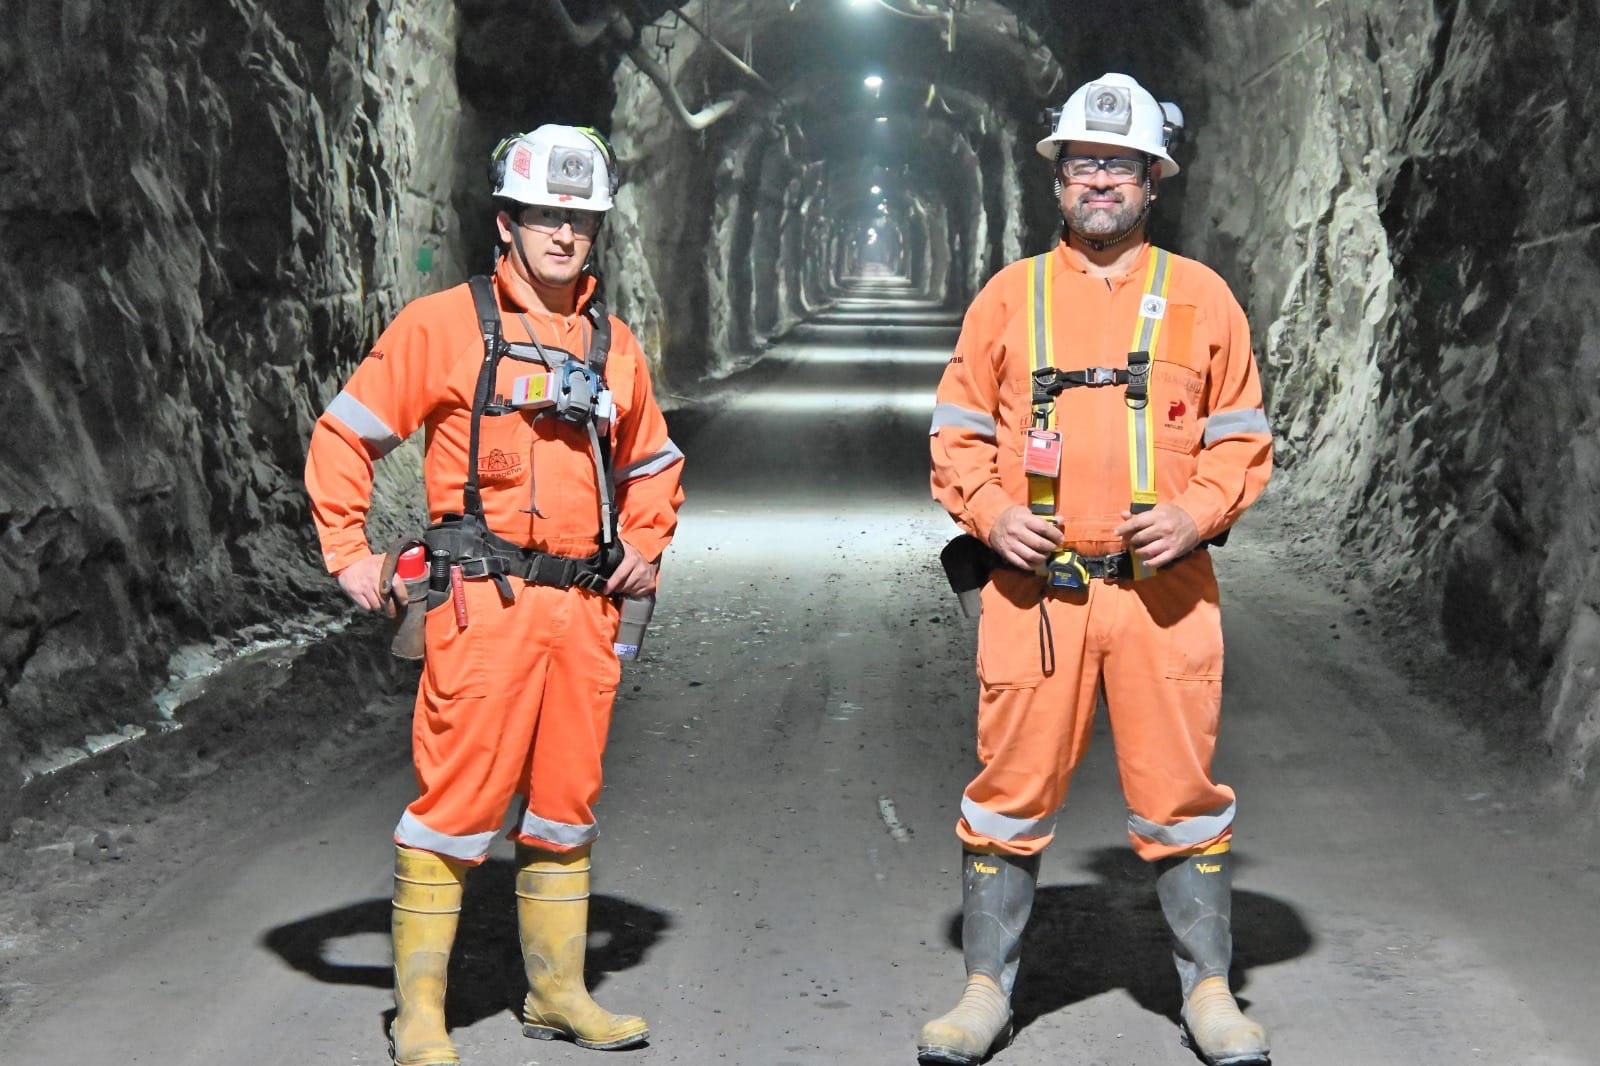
left=516, top=844, right=649, bottom=1051
left=1182, top=976, right=1270, bottom=1065
left=917, top=975, right=1012, bottom=1065
left=391, top=845, right=467, bottom=1066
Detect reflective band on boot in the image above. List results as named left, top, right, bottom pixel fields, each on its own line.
left=516, top=844, right=649, bottom=1051
left=391, top=845, right=467, bottom=1066
left=1182, top=976, right=1271, bottom=1066
left=917, top=851, right=1040, bottom=1064
left=1156, top=849, right=1269, bottom=1066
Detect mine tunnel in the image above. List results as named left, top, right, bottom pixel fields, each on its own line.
left=3, top=1, right=1600, bottom=1063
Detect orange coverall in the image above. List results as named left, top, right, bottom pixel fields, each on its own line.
left=929, top=240, right=1272, bottom=862
left=305, top=257, right=685, bottom=862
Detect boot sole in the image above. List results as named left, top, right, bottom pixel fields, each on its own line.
left=1179, top=1023, right=1271, bottom=1066
left=523, top=1022, right=650, bottom=1050
left=387, top=1022, right=460, bottom=1066
left=916, top=1022, right=1014, bottom=1065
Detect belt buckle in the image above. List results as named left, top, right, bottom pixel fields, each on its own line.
left=1103, top=553, right=1120, bottom=580
left=457, top=557, right=491, bottom=579
left=573, top=566, right=607, bottom=593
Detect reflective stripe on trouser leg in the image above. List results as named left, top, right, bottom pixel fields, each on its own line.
left=519, top=586, right=620, bottom=852
left=1100, top=551, right=1237, bottom=861
left=956, top=572, right=1106, bottom=856
left=397, top=580, right=618, bottom=861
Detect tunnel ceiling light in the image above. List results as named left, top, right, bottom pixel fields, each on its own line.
left=875, top=115, right=888, bottom=124
left=864, top=75, right=884, bottom=91
left=870, top=184, right=882, bottom=194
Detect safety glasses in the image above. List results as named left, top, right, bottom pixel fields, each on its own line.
left=518, top=205, right=603, bottom=238
left=1057, top=155, right=1147, bottom=183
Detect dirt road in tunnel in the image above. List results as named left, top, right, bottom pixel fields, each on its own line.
left=4, top=278, right=1600, bottom=1066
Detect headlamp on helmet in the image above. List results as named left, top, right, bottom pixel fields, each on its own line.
left=547, top=146, right=596, bottom=199
left=1083, top=83, right=1133, bottom=135
left=490, top=124, right=618, bottom=212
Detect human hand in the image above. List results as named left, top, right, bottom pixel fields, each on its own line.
left=336, top=554, right=404, bottom=614
left=1114, top=503, right=1200, bottom=569
left=987, top=505, right=1064, bottom=571
left=603, top=540, right=659, bottom=597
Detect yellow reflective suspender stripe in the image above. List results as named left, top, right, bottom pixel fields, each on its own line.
left=1126, top=248, right=1172, bottom=581
left=1026, top=253, right=1056, bottom=517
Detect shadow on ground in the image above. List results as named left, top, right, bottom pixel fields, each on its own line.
left=940, top=847, right=1313, bottom=1034
left=261, top=857, right=670, bottom=1040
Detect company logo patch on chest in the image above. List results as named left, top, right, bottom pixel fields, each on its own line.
left=478, top=448, right=525, bottom=483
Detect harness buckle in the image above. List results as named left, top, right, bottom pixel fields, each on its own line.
left=1086, top=366, right=1119, bottom=386
left=1031, top=366, right=1066, bottom=403
left=455, top=557, right=496, bottom=580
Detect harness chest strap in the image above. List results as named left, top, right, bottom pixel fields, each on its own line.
left=439, top=275, right=621, bottom=596
left=1024, top=248, right=1173, bottom=581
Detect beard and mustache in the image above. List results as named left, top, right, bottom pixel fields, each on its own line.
left=1061, top=186, right=1147, bottom=240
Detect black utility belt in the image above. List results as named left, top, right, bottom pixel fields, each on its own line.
left=422, top=512, right=621, bottom=599
left=1068, top=550, right=1139, bottom=580
left=1041, top=544, right=1211, bottom=590
left=451, top=549, right=610, bottom=592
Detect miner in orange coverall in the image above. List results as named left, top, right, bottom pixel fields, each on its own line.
left=304, top=125, right=683, bottom=1065
left=919, top=74, right=1274, bottom=1066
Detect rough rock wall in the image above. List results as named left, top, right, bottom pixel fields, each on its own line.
left=603, top=50, right=716, bottom=386
left=0, top=0, right=463, bottom=799
left=1183, top=0, right=1600, bottom=792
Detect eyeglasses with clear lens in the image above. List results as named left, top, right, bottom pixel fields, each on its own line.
left=1058, top=155, right=1146, bottom=183
left=520, top=206, right=602, bottom=237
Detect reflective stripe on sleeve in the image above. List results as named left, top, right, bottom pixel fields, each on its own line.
left=961, top=793, right=1056, bottom=843
left=614, top=439, right=685, bottom=483
left=326, top=391, right=403, bottom=458
left=520, top=811, right=600, bottom=848
left=929, top=403, right=997, bottom=439
left=1127, top=800, right=1236, bottom=848
left=1202, top=407, right=1272, bottom=446
left=394, top=811, right=500, bottom=861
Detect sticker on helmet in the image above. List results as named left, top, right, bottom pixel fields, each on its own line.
left=512, top=145, right=532, bottom=179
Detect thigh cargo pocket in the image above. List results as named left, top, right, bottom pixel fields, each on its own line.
left=422, top=579, right=494, bottom=699
left=976, top=568, right=1047, bottom=689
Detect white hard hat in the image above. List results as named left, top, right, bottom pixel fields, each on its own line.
left=1036, top=73, right=1182, bottom=177
left=490, top=124, right=618, bottom=211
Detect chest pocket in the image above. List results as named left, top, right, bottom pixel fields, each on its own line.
left=1152, top=303, right=1203, bottom=454
left=472, top=347, right=560, bottom=488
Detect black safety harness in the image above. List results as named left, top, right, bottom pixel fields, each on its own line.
left=419, top=274, right=623, bottom=604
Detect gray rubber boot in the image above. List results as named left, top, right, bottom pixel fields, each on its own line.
left=917, top=851, right=1040, bottom=1065
left=1155, top=851, right=1270, bottom=1066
